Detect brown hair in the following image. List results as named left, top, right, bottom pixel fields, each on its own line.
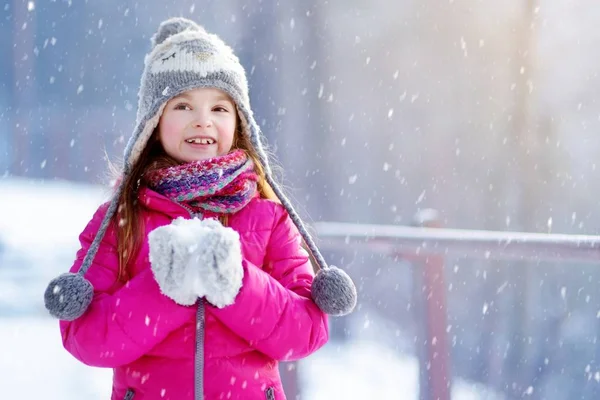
left=112, top=116, right=280, bottom=282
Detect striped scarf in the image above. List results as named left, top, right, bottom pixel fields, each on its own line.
left=145, top=150, right=258, bottom=214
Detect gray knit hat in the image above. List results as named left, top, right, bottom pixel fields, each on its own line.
left=44, top=17, right=356, bottom=321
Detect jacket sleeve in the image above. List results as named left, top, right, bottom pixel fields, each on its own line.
left=59, top=203, right=196, bottom=368
left=208, top=203, right=329, bottom=361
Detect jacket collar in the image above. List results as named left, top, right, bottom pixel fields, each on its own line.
left=138, top=186, right=192, bottom=218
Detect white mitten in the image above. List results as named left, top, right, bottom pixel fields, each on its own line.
left=183, top=218, right=244, bottom=308
left=148, top=217, right=201, bottom=305
left=148, top=217, right=243, bottom=308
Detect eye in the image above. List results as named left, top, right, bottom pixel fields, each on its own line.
left=173, top=103, right=191, bottom=111
left=213, top=105, right=230, bottom=112
left=161, top=52, right=176, bottom=63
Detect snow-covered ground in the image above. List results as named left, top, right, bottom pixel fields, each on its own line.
left=0, top=177, right=505, bottom=399
left=0, top=177, right=109, bottom=316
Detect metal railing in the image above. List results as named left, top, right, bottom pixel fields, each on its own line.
left=314, top=222, right=600, bottom=264
left=313, top=210, right=600, bottom=400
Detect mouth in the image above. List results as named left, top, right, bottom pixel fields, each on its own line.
left=185, top=137, right=216, bottom=145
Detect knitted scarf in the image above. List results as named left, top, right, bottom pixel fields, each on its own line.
left=144, top=150, right=258, bottom=214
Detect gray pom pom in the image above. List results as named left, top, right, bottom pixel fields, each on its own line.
left=151, top=17, right=205, bottom=47
left=44, top=273, right=94, bottom=321
left=311, top=266, right=357, bottom=316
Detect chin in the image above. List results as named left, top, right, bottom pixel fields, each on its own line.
left=191, top=154, right=216, bottom=162
left=177, top=152, right=211, bottom=163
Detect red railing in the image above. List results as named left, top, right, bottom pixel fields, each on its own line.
left=313, top=210, right=600, bottom=400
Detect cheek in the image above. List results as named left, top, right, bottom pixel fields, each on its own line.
left=218, top=119, right=237, bottom=147
left=159, top=119, right=184, bottom=142
left=160, top=119, right=177, bottom=135
left=226, top=118, right=238, bottom=139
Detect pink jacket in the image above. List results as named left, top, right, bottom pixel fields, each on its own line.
left=60, top=187, right=329, bottom=400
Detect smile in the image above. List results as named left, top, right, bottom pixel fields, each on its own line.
left=185, top=138, right=215, bottom=145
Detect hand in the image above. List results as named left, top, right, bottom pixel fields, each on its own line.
left=185, top=218, right=244, bottom=308
left=148, top=217, right=200, bottom=305
left=148, top=217, right=243, bottom=308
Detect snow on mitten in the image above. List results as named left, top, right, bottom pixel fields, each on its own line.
left=148, top=217, right=203, bottom=306
left=181, top=218, right=244, bottom=308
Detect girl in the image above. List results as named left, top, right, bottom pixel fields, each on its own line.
left=43, top=17, right=356, bottom=400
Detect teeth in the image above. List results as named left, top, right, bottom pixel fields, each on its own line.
left=186, top=138, right=215, bottom=144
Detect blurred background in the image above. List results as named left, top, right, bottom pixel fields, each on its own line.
left=2, top=0, right=600, bottom=399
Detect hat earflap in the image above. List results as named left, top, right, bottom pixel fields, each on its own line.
left=242, top=114, right=357, bottom=316
left=264, top=172, right=358, bottom=316
left=44, top=182, right=125, bottom=320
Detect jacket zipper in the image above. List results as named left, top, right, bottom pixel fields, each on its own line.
left=195, top=298, right=205, bottom=400
left=168, top=199, right=198, bottom=219
left=123, top=389, right=135, bottom=400
left=265, top=387, right=275, bottom=400
left=167, top=201, right=204, bottom=400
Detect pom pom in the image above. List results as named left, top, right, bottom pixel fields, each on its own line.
left=311, top=266, right=357, bottom=316
left=151, top=17, right=205, bottom=47
left=44, top=273, right=94, bottom=321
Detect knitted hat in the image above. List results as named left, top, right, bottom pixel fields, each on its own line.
left=44, top=18, right=356, bottom=320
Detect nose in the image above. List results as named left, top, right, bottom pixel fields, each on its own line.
left=192, top=110, right=212, bottom=128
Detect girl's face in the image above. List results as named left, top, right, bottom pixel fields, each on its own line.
left=158, top=87, right=237, bottom=163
